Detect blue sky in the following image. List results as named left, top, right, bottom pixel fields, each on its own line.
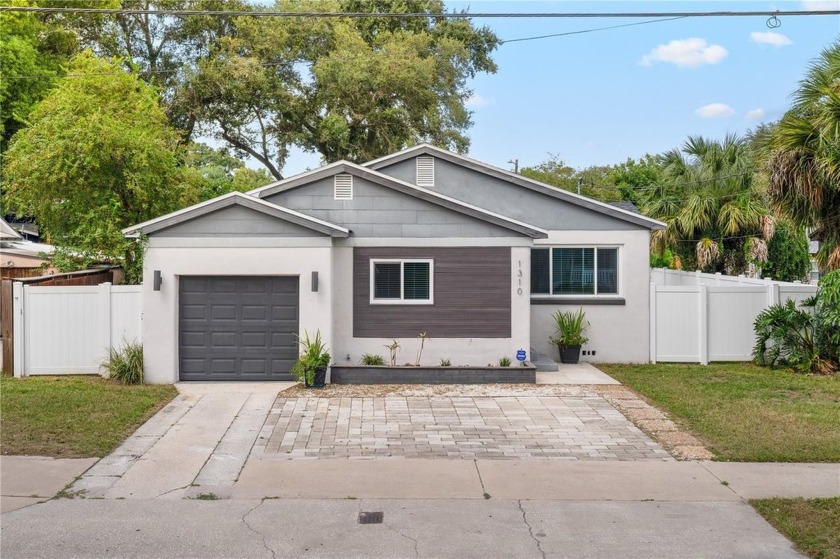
left=279, top=0, right=840, bottom=175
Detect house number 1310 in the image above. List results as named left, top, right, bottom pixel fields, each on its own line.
left=517, top=260, right=523, bottom=295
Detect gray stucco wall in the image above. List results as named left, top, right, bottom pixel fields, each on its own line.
left=378, top=157, right=641, bottom=231
left=353, top=247, right=512, bottom=338
left=263, top=176, right=518, bottom=238
left=153, top=205, right=316, bottom=237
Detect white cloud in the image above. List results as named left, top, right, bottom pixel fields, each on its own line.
left=695, top=103, right=736, bottom=118
left=745, top=108, right=766, bottom=121
left=465, top=95, right=494, bottom=109
left=801, top=1, right=839, bottom=10
left=639, top=38, right=728, bottom=67
left=750, top=31, right=793, bottom=46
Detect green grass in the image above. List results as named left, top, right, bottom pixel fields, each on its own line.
left=0, top=376, right=177, bottom=458
left=751, top=498, right=840, bottom=559
left=598, top=363, right=840, bottom=462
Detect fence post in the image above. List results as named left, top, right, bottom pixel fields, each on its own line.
left=649, top=283, right=657, bottom=363
left=699, top=284, right=709, bottom=365
left=12, top=282, right=24, bottom=377
left=99, top=283, right=112, bottom=366
left=1, top=280, right=13, bottom=375
left=766, top=282, right=780, bottom=308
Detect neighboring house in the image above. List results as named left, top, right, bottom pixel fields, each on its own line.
left=124, top=144, right=665, bottom=383
left=0, top=217, right=56, bottom=277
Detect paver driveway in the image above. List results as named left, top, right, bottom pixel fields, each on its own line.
left=255, top=386, right=671, bottom=460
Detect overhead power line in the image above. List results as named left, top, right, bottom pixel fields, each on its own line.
left=0, top=6, right=839, bottom=18
left=501, top=16, right=689, bottom=44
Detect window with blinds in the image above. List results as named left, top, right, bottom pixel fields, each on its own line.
left=530, top=247, right=619, bottom=296
left=371, top=259, right=434, bottom=304
left=416, top=156, right=435, bottom=187
left=334, top=174, right=353, bottom=200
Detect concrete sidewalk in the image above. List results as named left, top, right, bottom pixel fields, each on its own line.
left=0, top=456, right=97, bottom=513
left=228, top=457, right=839, bottom=502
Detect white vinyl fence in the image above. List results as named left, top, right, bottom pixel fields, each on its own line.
left=13, top=282, right=142, bottom=376
left=650, top=269, right=818, bottom=364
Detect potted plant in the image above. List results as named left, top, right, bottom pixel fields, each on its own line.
left=549, top=308, right=589, bottom=364
left=291, top=330, right=331, bottom=388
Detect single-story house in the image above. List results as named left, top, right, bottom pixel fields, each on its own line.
left=124, top=144, right=665, bottom=383
left=0, top=217, right=57, bottom=277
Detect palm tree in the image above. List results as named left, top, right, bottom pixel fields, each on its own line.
left=765, top=41, right=840, bottom=270
left=641, top=134, right=770, bottom=274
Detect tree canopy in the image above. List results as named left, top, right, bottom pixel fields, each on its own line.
left=765, top=41, right=840, bottom=270
left=639, top=135, right=770, bottom=274
left=185, top=0, right=497, bottom=178
left=62, top=0, right=499, bottom=178
left=3, top=52, right=194, bottom=281
left=519, top=155, right=622, bottom=202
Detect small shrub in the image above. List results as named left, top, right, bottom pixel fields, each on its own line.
left=753, top=270, right=840, bottom=375
left=102, top=342, right=144, bottom=384
left=549, top=308, right=589, bottom=347
left=499, top=356, right=512, bottom=367
left=439, top=358, right=451, bottom=366
left=293, top=330, right=331, bottom=385
left=384, top=339, right=400, bottom=366
left=361, top=353, right=386, bottom=366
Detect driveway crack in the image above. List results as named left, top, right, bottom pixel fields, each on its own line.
left=518, top=500, right=545, bottom=559
left=242, top=499, right=276, bottom=559
left=384, top=523, right=419, bottom=558
left=154, top=483, right=192, bottom=500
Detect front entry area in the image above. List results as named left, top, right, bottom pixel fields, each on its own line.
left=178, top=276, right=299, bottom=381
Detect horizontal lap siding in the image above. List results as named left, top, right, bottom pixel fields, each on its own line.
left=353, top=247, right=511, bottom=338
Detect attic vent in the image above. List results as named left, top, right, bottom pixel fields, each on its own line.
left=334, top=174, right=353, bottom=200
left=416, top=156, right=434, bottom=187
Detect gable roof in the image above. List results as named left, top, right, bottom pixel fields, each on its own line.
left=364, top=144, right=666, bottom=231
left=122, top=192, right=350, bottom=238
left=249, top=160, right=548, bottom=239
left=0, top=217, right=23, bottom=241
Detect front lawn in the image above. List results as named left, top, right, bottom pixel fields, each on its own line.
left=598, top=363, right=840, bottom=462
left=751, top=497, right=840, bottom=559
left=0, top=376, right=177, bottom=458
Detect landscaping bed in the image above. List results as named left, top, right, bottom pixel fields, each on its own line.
left=597, top=363, right=840, bottom=462
left=751, top=497, right=840, bottom=559
left=0, top=376, right=177, bottom=458
left=329, top=364, right=536, bottom=384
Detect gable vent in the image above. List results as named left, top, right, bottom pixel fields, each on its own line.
left=334, top=174, right=353, bottom=200
left=416, top=156, right=434, bottom=187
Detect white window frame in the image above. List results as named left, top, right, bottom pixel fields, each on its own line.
left=530, top=246, right=621, bottom=298
left=369, top=258, right=435, bottom=305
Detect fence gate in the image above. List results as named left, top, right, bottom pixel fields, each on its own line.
left=13, top=283, right=141, bottom=376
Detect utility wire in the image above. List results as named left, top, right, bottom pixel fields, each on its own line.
left=501, top=16, right=689, bottom=44
left=1, top=6, right=839, bottom=18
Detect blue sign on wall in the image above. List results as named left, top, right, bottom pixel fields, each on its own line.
left=516, top=349, right=527, bottom=362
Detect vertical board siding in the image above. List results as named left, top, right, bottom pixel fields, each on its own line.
left=16, top=284, right=141, bottom=375
left=353, top=247, right=511, bottom=338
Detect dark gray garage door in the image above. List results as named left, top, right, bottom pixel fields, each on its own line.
left=179, top=276, right=299, bottom=381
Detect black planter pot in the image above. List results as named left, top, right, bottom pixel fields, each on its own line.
left=558, top=345, right=582, bottom=364
left=312, top=366, right=328, bottom=388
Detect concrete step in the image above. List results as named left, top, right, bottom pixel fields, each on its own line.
left=530, top=348, right=559, bottom=372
